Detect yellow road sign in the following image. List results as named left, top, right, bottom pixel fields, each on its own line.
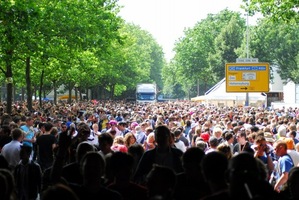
left=225, top=62, right=270, bottom=92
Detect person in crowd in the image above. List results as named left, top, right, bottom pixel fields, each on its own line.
left=20, top=117, right=36, bottom=148
left=41, top=184, right=79, bottom=200
left=205, top=136, right=219, bottom=154
left=0, top=168, right=16, bottom=200
left=36, top=122, right=57, bottom=171
left=134, top=125, right=183, bottom=184
left=14, top=145, right=42, bottom=200
left=252, top=135, right=274, bottom=177
left=233, top=129, right=252, bottom=155
left=117, top=121, right=130, bottom=136
left=0, top=125, right=12, bottom=152
left=135, top=125, right=146, bottom=145
left=71, top=152, right=122, bottom=200
left=61, top=142, right=96, bottom=186
left=272, top=140, right=294, bottom=193
left=108, top=152, right=147, bottom=200
left=1, top=128, right=24, bottom=170
left=143, top=131, right=155, bottom=151
left=128, top=144, right=145, bottom=173
left=175, top=147, right=209, bottom=200
left=69, top=122, right=90, bottom=163
left=217, top=143, right=233, bottom=160
left=228, top=152, right=277, bottom=200
left=283, top=137, right=299, bottom=166
left=124, top=132, right=137, bottom=149
left=201, top=151, right=229, bottom=200
left=212, top=126, right=224, bottom=144
left=146, top=165, right=176, bottom=200
left=173, top=129, right=186, bottom=152
left=111, top=136, right=128, bottom=153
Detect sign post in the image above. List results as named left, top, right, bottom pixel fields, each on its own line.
left=225, top=62, right=270, bottom=93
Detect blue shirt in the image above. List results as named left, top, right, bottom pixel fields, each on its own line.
left=20, top=125, right=34, bottom=147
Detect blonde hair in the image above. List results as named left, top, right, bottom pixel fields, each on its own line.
left=113, top=136, right=124, bottom=145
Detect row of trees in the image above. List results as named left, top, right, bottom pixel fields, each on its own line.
left=0, top=1, right=164, bottom=114
left=1, top=0, right=298, bottom=114
left=162, top=6, right=299, bottom=99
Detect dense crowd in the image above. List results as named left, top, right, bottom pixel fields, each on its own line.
left=0, top=100, right=299, bottom=200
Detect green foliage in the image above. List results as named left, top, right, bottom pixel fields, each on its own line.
left=171, top=9, right=246, bottom=98
left=249, top=19, right=299, bottom=83
left=243, top=0, right=299, bottom=23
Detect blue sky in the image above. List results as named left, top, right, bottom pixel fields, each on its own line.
left=118, top=0, right=259, bottom=61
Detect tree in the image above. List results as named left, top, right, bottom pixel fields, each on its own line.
left=243, top=0, right=299, bottom=23
left=0, top=0, right=41, bottom=114
left=172, top=9, right=246, bottom=98
left=247, top=18, right=299, bottom=83
left=209, top=15, right=246, bottom=79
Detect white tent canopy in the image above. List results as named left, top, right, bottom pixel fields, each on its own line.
left=192, top=78, right=266, bottom=106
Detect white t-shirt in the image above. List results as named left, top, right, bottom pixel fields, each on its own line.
left=174, top=140, right=186, bottom=152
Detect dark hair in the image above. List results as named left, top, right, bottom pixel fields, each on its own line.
left=290, top=131, right=297, bottom=138
left=224, top=131, right=233, bottom=141
left=98, top=133, right=113, bottom=146
left=41, top=184, right=79, bottom=200
left=44, top=122, right=53, bottom=132
left=11, top=128, right=23, bottom=140
left=21, top=145, right=33, bottom=156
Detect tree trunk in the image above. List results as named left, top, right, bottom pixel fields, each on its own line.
left=21, top=87, right=25, bottom=101
left=68, top=82, right=72, bottom=104
left=75, top=86, right=78, bottom=102
left=26, top=57, right=33, bottom=111
left=39, top=69, right=44, bottom=107
left=53, top=80, right=57, bottom=105
left=5, top=50, right=13, bottom=115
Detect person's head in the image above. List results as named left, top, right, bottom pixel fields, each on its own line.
left=92, top=123, right=99, bottom=131
left=20, top=145, right=32, bottom=163
left=195, top=127, right=202, bottom=136
left=217, top=143, right=232, bottom=160
left=76, top=142, right=96, bottom=163
left=26, top=117, right=34, bottom=126
left=236, top=130, right=247, bottom=144
left=80, top=152, right=105, bottom=185
left=213, top=127, right=222, bottom=139
left=182, top=147, right=205, bottom=174
left=124, top=132, right=136, bottom=147
left=145, top=127, right=153, bottom=136
left=224, top=131, right=234, bottom=143
left=201, top=151, right=228, bottom=183
left=208, top=136, right=218, bottom=148
left=11, top=128, right=23, bottom=141
left=287, top=167, right=299, bottom=199
left=228, top=152, right=264, bottom=199
left=0, top=169, right=15, bottom=200
left=77, top=123, right=90, bottom=141
left=44, top=122, right=53, bottom=132
left=154, top=125, right=171, bottom=148
left=98, top=133, right=113, bottom=154
left=110, top=152, right=134, bottom=181
left=174, top=128, right=182, bottom=138
left=146, top=165, right=176, bottom=199
left=290, top=130, right=297, bottom=139
left=273, top=140, right=288, bottom=157
left=41, top=183, right=79, bottom=200
left=117, top=121, right=127, bottom=131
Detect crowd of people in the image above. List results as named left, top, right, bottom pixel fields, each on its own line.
left=0, top=100, right=299, bottom=199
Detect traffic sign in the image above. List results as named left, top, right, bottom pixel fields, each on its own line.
left=225, top=62, right=270, bottom=92
left=236, top=58, right=259, bottom=63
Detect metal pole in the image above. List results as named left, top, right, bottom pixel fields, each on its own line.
left=245, top=3, right=250, bottom=106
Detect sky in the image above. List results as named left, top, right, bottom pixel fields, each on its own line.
left=117, top=0, right=255, bottom=61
